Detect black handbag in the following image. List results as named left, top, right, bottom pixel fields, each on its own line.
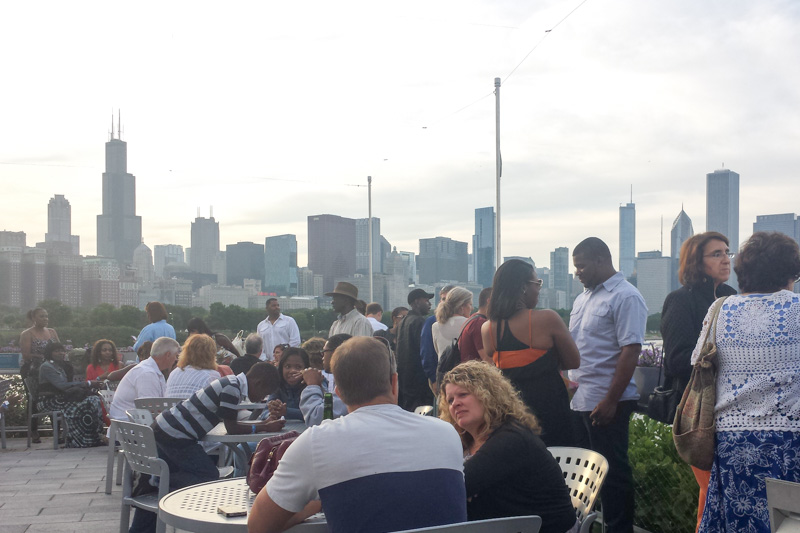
left=646, top=356, right=678, bottom=424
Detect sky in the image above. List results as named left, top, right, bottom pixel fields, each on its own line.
left=2, top=0, right=799, bottom=270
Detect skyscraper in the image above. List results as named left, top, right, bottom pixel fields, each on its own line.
left=549, top=247, right=569, bottom=293
left=190, top=215, right=220, bottom=278
left=670, top=208, right=694, bottom=289
left=417, top=237, right=468, bottom=285
left=265, top=234, right=298, bottom=295
left=753, top=213, right=800, bottom=245
left=307, top=214, right=356, bottom=294
left=45, top=195, right=79, bottom=255
left=132, top=242, right=155, bottom=284
left=355, top=218, right=381, bottom=275
left=619, top=202, right=636, bottom=277
left=226, top=241, right=265, bottom=287
left=636, top=251, right=671, bottom=314
left=153, top=244, right=185, bottom=279
left=473, top=207, right=496, bottom=288
left=706, top=168, right=740, bottom=252
left=96, top=118, right=142, bottom=264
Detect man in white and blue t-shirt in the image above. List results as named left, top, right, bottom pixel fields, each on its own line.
left=249, top=337, right=467, bottom=533
left=129, top=362, right=282, bottom=533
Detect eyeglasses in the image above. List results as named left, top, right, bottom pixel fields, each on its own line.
left=703, top=251, right=734, bottom=259
left=526, top=279, right=544, bottom=287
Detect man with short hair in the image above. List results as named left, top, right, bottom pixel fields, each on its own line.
left=248, top=337, right=466, bottom=533
left=365, top=302, right=388, bottom=332
left=396, top=288, right=435, bottom=411
left=420, top=284, right=455, bottom=384
left=458, top=287, right=492, bottom=362
left=129, top=363, right=283, bottom=533
left=257, top=298, right=301, bottom=362
left=569, top=237, right=647, bottom=533
left=229, top=333, right=263, bottom=375
left=327, top=282, right=373, bottom=337
left=109, top=337, right=180, bottom=422
left=299, top=333, right=351, bottom=426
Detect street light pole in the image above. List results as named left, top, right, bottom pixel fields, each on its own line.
left=368, top=175, right=373, bottom=302
left=495, top=77, right=502, bottom=268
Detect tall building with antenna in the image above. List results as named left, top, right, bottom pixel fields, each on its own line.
left=96, top=113, right=142, bottom=264
left=190, top=208, right=220, bottom=279
left=619, top=188, right=636, bottom=278
left=706, top=168, right=740, bottom=252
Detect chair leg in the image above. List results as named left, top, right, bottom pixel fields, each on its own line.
left=51, top=412, right=59, bottom=450
left=1, top=415, right=6, bottom=450
left=119, top=502, right=131, bottom=533
left=106, top=434, right=116, bottom=494
left=116, top=452, right=124, bottom=485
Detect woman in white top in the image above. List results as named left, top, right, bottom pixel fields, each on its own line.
left=432, top=287, right=474, bottom=357
left=166, top=334, right=221, bottom=399
left=693, top=232, right=800, bottom=533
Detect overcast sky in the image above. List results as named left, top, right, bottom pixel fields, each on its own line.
left=3, top=0, right=799, bottom=270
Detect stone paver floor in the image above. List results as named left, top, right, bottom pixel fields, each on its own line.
left=0, top=436, right=123, bottom=533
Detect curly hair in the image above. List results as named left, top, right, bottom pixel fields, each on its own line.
left=177, top=334, right=218, bottom=370
left=90, top=339, right=118, bottom=366
left=435, top=286, right=473, bottom=324
left=735, top=231, right=800, bottom=293
left=438, top=361, right=540, bottom=450
left=678, top=232, right=729, bottom=286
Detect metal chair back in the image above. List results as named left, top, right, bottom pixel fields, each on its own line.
left=126, top=408, right=154, bottom=426
left=395, top=515, right=542, bottom=532
left=134, top=397, right=183, bottom=420
left=23, top=376, right=67, bottom=450
left=548, top=446, right=608, bottom=533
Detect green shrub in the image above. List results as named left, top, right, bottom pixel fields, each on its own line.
left=630, top=414, right=698, bottom=533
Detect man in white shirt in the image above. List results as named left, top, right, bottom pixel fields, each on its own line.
left=248, top=337, right=466, bottom=533
left=108, top=337, right=180, bottom=421
left=257, top=298, right=301, bottom=361
left=327, top=282, right=374, bottom=338
left=365, top=302, right=388, bottom=332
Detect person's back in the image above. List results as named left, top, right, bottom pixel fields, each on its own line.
left=274, top=404, right=466, bottom=532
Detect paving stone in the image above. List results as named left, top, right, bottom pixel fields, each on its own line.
left=1, top=514, right=85, bottom=526
left=0, top=525, right=29, bottom=533
left=0, top=508, right=42, bottom=519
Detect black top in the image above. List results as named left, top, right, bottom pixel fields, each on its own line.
left=229, top=353, right=260, bottom=376
left=661, top=278, right=736, bottom=394
left=495, top=322, right=574, bottom=447
left=464, top=421, right=577, bottom=533
left=395, top=310, right=434, bottom=411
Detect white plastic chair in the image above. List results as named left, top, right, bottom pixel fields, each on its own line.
left=0, top=378, right=12, bottom=449
left=126, top=408, right=154, bottom=426
left=115, top=420, right=170, bottom=533
left=414, top=405, right=434, bottom=416
left=101, top=389, right=126, bottom=494
left=767, top=477, right=800, bottom=533
left=548, top=446, right=609, bottom=533
left=394, top=516, right=542, bottom=532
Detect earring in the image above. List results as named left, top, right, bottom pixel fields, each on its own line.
left=522, top=288, right=527, bottom=294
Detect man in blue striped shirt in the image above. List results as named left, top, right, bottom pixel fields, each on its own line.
left=129, top=362, right=281, bottom=533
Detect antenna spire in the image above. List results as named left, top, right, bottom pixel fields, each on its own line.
left=630, top=184, right=633, bottom=203
left=118, top=110, right=121, bottom=140
left=110, top=112, right=114, bottom=140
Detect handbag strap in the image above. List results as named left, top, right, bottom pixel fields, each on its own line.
left=701, top=296, right=729, bottom=351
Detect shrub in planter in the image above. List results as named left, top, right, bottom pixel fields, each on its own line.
left=629, top=414, right=697, bottom=533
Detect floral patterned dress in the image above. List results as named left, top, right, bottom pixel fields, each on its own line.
left=692, top=291, right=800, bottom=533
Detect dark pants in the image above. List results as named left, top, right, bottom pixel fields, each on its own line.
left=573, top=400, right=636, bottom=533
left=129, top=439, right=219, bottom=533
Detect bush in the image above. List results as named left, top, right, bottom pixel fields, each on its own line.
left=630, top=414, right=698, bottom=533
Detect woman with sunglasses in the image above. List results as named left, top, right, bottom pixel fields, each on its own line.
left=481, top=259, right=580, bottom=446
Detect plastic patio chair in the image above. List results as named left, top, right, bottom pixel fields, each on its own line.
left=115, top=420, right=171, bottom=533
left=23, top=377, right=67, bottom=450
left=394, top=515, right=542, bottom=532
left=0, top=378, right=12, bottom=449
left=548, top=446, right=609, bottom=533
left=766, top=477, right=800, bottom=533
left=126, top=408, right=154, bottom=426
left=133, top=397, right=184, bottom=420
left=414, top=405, right=434, bottom=416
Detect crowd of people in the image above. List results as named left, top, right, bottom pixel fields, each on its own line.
left=13, top=231, right=800, bottom=533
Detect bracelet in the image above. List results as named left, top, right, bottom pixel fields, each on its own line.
left=251, top=424, right=256, bottom=434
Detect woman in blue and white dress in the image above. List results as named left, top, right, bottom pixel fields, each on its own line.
left=695, top=231, right=800, bottom=533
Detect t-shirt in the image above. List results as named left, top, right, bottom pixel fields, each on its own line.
left=458, top=314, right=487, bottom=362
left=154, top=374, right=248, bottom=443
left=266, top=403, right=467, bottom=533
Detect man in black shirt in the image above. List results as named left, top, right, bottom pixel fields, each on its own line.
left=230, top=334, right=264, bottom=375
left=395, top=288, right=434, bottom=411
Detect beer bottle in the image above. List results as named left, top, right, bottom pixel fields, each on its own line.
left=323, top=392, right=334, bottom=420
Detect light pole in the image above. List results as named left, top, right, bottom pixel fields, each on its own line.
left=495, top=77, right=502, bottom=267
left=368, top=175, right=373, bottom=303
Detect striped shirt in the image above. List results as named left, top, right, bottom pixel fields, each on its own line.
left=153, top=373, right=248, bottom=442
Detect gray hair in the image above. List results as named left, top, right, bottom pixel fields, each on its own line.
left=151, top=337, right=180, bottom=359
left=245, top=333, right=263, bottom=355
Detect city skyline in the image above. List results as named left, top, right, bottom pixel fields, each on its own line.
left=3, top=1, right=800, bottom=270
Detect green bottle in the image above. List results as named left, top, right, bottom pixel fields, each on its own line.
left=323, top=392, right=334, bottom=420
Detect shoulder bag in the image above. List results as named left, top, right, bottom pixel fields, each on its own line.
left=647, top=361, right=679, bottom=424
left=672, top=296, right=728, bottom=470
left=246, top=430, right=300, bottom=493
left=436, top=314, right=485, bottom=384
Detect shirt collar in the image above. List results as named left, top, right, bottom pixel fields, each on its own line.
left=597, top=271, right=625, bottom=292
left=339, top=308, right=360, bottom=321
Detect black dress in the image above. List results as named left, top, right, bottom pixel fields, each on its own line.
left=464, top=421, right=577, bottom=533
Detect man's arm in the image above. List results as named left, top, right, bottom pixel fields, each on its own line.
left=419, top=317, right=437, bottom=382
left=590, top=343, right=640, bottom=426
left=299, top=379, right=347, bottom=427
left=248, top=490, right=321, bottom=533
left=287, top=319, right=301, bottom=347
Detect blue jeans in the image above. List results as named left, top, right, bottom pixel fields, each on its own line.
left=129, top=439, right=219, bottom=533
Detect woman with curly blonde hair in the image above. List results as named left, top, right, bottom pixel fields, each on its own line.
left=166, top=334, right=221, bottom=399
left=439, top=361, right=577, bottom=533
